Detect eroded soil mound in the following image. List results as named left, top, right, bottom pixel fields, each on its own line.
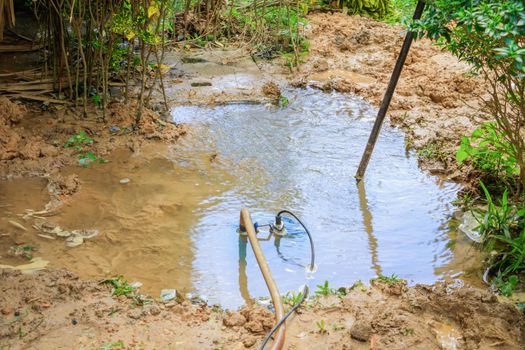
left=0, top=98, right=186, bottom=179
left=1, top=270, right=523, bottom=349
left=299, top=13, right=488, bottom=183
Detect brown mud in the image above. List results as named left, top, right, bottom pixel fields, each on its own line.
left=1, top=269, right=524, bottom=349
left=297, top=13, right=487, bottom=185
left=0, top=11, right=523, bottom=350
left=0, top=97, right=187, bottom=180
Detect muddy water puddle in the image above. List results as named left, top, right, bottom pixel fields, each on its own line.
left=0, top=89, right=482, bottom=308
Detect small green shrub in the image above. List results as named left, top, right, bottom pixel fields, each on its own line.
left=323, top=0, right=393, bottom=20
left=64, top=131, right=93, bottom=150
left=417, top=142, right=447, bottom=161
left=413, top=0, right=525, bottom=192
left=372, top=273, right=401, bottom=285
left=385, top=0, right=417, bottom=24
left=65, top=131, right=106, bottom=167
left=493, top=273, right=519, bottom=297
left=457, top=122, right=518, bottom=187
left=475, top=182, right=525, bottom=295
left=103, top=276, right=135, bottom=297
left=315, top=280, right=332, bottom=296
left=11, top=245, right=35, bottom=261
left=282, top=290, right=303, bottom=307
left=316, top=319, right=327, bottom=333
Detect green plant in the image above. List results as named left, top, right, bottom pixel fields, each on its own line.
left=64, top=131, right=106, bottom=167
left=414, top=0, right=525, bottom=193
left=324, top=0, right=392, bottom=20
left=331, top=322, right=344, bottom=331
left=350, top=280, right=367, bottom=292
left=103, top=276, right=136, bottom=297
left=316, top=319, right=327, bottom=334
left=100, top=340, right=125, bottom=350
left=279, top=95, right=289, bottom=108
left=417, top=142, right=447, bottom=161
left=493, top=273, right=519, bottom=297
left=402, top=328, right=414, bottom=336
left=452, top=191, right=476, bottom=209
left=315, top=281, right=332, bottom=296
left=385, top=0, right=417, bottom=24
left=457, top=122, right=519, bottom=187
left=64, top=131, right=93, bottom=150
left=92, top=94, right=102, bottom=106
left=282, top=290, right=303, bottom=307
left=79, top=151, right=99, bottom=167
left=474, top=182, right=525, bottom=295
left=131, top=294, right=153, bottom=307
left=372, top=273, right=401, bottom=285
left=10, top=245, right=35, bottom=261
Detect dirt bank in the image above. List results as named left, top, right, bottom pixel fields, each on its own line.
left=0, top=97, right=187, bottom=180
left=298, top=13, right=487, bottom=185
left=1, top=269, right=523, bottom=350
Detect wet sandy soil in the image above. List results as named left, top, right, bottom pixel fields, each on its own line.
left=1, top=269, right=524, bottom=350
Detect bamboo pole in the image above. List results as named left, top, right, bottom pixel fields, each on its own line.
left=240, top=209, right=286, bottom=350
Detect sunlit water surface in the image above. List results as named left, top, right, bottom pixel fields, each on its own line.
left=0, top=89, right=481, bottom=309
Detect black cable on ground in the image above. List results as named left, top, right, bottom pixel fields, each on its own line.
left=259, top=210, right=315, bottom=350
left=259, top=285, right=309, bottom=350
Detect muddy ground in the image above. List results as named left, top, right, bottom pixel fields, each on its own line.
left=1, top=269, right=524, bottom=350
left=0, top=11, right=522, bottom=350
left=297, top=13, right=487, bottom=185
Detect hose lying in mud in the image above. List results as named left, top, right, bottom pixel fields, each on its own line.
left=260, top=285, right=309, bottom=350
left=240, top=208, right=315, bottom=350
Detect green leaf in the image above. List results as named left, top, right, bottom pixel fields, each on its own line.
left=456, top=149, right=469, bottom=164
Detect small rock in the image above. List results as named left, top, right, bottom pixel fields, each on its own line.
left=242, top=335, right=257, bottom=348
left=147, top=305, right=161, bottom=316
left=245, top=320, right=264, bottom=334
left=350, top=321, right=372, bottom=342
left=40, top=145, right=59, bottom=157
left=55, top=227, right=71, bottom=237
left=223, top=313, right=247, bottom=327
left=119, top=178, right=130, bottom=184
left=41, top=221, right=59, bottom=231
left=65, top=236, right=84, bottom=247
left=72, top=229, right=99, bottom=239
left=128, top=309, right=143, bottom=320
left=130, top=281, right=143, bottom=289
left=160, top=289, right=177, bottom=302
left=109, top=125, right=121, bottom=133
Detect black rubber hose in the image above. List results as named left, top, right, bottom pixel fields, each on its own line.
left=277, top=210, right=315, bottom=271
left=259, top=285, right=309, bottom=350
left=259, top=210, right=315, bottom=350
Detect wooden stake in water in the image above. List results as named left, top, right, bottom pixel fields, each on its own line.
left=355, top=0, right=426, bottom=181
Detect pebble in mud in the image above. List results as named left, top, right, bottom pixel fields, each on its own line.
left=65, top=236, right=83, bottom=248
left=119, top=178, right=130, bottom=184
left=350, top=320, right=372, bottom=342
left=223, top=313, right=247, bottom=327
